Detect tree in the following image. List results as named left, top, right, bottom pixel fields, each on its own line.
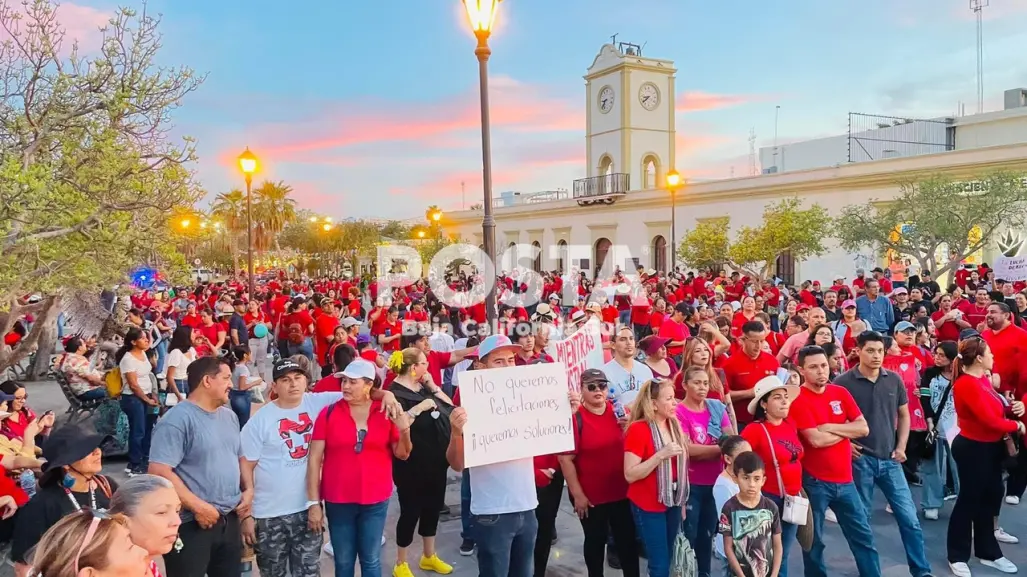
left=677, top=198, right=831, bottom=280
left=252, top=180, right=296, bottom=254
left=834, top=173, right=1027, bottom=278
left=379, top=220, right=411, bottom=240
left=0, top=1, right=203, bottom=375
left=211, top=190, right=245, bottom=275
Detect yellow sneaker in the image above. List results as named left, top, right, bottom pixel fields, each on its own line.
left=420, top=554, right=454, bottom=575
left=393, top=562, right=415, bottom=577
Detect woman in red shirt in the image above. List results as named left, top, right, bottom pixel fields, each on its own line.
left=306, top=361, right=413, bottom=577
left=947, top=337, right=1025, bottom=575
left=560, top=369, right=640, bottom=577
left=624, top=379, right=687, bottom=577
left=741, top=375, right=803, bottom=577
left=0, top=380, right=53, bottom=445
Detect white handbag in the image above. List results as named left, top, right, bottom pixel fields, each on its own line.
left=761, top=424, right=809, bottom=526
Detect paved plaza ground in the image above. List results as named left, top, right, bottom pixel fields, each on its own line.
left=22, top=378, right=1027, bottom=577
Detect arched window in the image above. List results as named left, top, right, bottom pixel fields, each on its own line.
left=598, top=155, right=614, bottom=176
left=532, top=241, right=542, bottom=273
left=642, top=155, right=659, bottom=189
left=594, top=238, right=612, bottom=278
left=651, top=235, right=667, bottom=272
left=557, top=240, right=567, bottom=273
left=775, top=251, right=796, bottom=286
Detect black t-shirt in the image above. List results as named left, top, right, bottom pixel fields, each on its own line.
left=11, top=477, right=118, bottom=564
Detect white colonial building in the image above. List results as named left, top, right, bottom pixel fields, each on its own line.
left=443, top=45, right=1027, bottom=285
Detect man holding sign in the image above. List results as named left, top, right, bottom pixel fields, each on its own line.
left=446, top=335, right=581, bottom=577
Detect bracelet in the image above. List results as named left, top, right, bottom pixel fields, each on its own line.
left=305, top=500, right=320, bottom=509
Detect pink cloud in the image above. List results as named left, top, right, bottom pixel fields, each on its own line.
left=242, top=75, right=582, bottom=163
left=676, top=132, right=733, bottom=152
left=0, top=2, right=109, bottom=54
left=676, top=91, right=759, bottom=113
left=508, top=139, right=584, bottom=168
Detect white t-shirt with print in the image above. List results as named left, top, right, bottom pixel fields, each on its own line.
left=166, top=347, right=197, bottom=380
left=241, top=392, right=344, bottom=519
left=601, top=359, right=654, bottom=409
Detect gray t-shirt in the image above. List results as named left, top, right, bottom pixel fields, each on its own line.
left=150, top=401, right=243, bottom=522
left=834, top=367, right=907, bottom=459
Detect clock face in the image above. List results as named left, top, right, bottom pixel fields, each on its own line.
left=639, top=83, right=660, bottom=111
left=598, top=86, right=615, bottom=114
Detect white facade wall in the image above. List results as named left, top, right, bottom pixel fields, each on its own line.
left=955, top=109, right=1027, bottom=150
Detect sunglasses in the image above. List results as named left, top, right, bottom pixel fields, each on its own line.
left=74, top=509, right=113, bottom=574
left=585, top=382, right=609, bottom=392
left=354, top=429, right=367, bottom=454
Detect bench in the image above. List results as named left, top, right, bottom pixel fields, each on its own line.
left=54, top=371, right=105, bottom=423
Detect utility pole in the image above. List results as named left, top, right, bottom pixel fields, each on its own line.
left=971, top=0, right=988, bottom=113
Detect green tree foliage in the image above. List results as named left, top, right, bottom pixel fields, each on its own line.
left=211, top=189, right=246, bottom=275
left=253, top=180, right=296, bottom=253
left=677, top=198, right=831, bottom=280
left=834, top=173, right=1027, bottom=278
left=0, top=1, right=203, bottom=373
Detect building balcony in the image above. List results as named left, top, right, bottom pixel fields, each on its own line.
left=573, top=173, right=630, bottom=205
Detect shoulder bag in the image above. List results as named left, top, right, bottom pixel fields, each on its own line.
left=760, top=424, right=809, bottom=526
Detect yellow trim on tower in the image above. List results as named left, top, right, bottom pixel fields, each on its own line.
left=585, top=81, right=593, bottom=177
left=668, top=74, right=676, bottom=173
left=621, top=69, right=631, bottom=179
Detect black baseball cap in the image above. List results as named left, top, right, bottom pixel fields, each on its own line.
left=581, top=369, right=609, bottom=387
left=273, top=358, right=305, bottom=380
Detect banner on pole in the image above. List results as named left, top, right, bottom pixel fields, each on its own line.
left=460, top=362, right=574, bottom=468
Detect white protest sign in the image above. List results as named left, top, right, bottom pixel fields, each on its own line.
left=546, top=317, right=605, bottom=392
left=460, top=362, right=574, bottom=467
left=993, top=256, right=1027, bottom=282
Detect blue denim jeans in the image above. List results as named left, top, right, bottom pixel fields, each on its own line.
left=631, top=504, right=681, bottom=577
left=922, top=437, right=960, bottom=510
left=155, top=340, right=168, bottom=374
left=801, top=474, right=881, bottom=577
left=78, top=388, right=107, bottom=401
left=473, top=510, right=537, bottom=577
left=325, top=500, right=389, bottom=577
left=229, top=390, right=252, bottom=429
left=683, top=485, right=717, bottom=577
left=288, top=338, right=315, bottom=362
left=119, top=395, right=154, bottom=470
left=852, top=455, right=932, bottom=577
left=174, top=378, right=189, bottom=396
left=765, top=493, right=799, bottom=577
left=460, top=471, right=473, bottom=542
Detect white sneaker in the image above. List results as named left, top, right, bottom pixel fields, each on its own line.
left=945, top=494, right=958, bottom=501
left=949, top=561, right=972, bottom=577
left=981, top=557, right=1018, bottom=574
left=1006, top=495, right=1020, bottom=505
left=995, top=528, right=1019, bottom=544
left=924, top=508, right=939, bottom=520
left=825, top=509, right=837, bottom=523
left=381, top=534, right=386, bottom=546
left=323, top=541, right=334, bottom=557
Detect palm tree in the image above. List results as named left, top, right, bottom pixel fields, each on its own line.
left=211, top=189, right=245, bottom=275
left=253, top=180, right=297, bottom=256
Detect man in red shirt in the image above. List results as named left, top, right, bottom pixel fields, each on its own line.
left=983, top=302, right=1027, bottom=397
left=313, top=300, right=341, bottom=371
left=722, top=320, right=780, bottom=427
left=960, top=288, right=992, bottom=331
left=657, top=303, right=691, bottom=363
left=790, top=345, right=878, bottom=577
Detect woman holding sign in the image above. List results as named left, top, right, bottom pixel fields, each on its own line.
left=624, top=379, right=688, bottom=577
left=387, top=348, right=456, bottom=577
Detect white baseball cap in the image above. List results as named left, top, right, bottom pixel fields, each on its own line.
left=339, top=359, right=376, bottom=381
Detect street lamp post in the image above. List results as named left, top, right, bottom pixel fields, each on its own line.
left=238, top=148, right=258, bottom=297
left=463, top=0, right=501, bottom=330
left=665, top=170, right=683, bottom=271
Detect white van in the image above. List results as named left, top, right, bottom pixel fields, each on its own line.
left=192, top=268, right=213, bottom=283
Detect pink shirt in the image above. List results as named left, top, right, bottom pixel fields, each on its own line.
left=676, top=402, right=730, bottom=485
left=778, top=330, right=811, bottom=364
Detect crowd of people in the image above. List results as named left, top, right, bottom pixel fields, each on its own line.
left=2, top=259, right=1027, bottom=577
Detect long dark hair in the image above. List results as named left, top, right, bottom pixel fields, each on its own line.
left=115, top=327, right=146, bottom=364
left=168, top=325, right=194, bottom=354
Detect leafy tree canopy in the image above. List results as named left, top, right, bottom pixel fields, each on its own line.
left=834, top=172, right=1027, bottom=277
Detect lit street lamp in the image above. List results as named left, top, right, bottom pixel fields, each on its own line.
left=238, top=147, right=258, bottom=297
left=462, top=0, right=501, bottom=329
left=665, top=170, right=683, bottom=269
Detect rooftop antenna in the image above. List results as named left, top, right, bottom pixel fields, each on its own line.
left=610, top=33, right=619, bottom=45
left=772, top=105, right=781, bottom=170
left=748, top=127, right=757, bottom=176
left=971, top=0, right=988, bottom=114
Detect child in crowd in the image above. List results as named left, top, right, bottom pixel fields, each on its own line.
left=718, top=452, right=783, bottom=577
left=713, top=436, right=751, bottom=561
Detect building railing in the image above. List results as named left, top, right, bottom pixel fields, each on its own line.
left=573, top=173, right=630, bottom=199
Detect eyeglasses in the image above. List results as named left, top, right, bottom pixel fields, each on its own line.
left=354, top=429, right=367, bottom=454
left=585, top=382, right=608, bottom=392
left=12, top=394, right=26, bottom=401
left=74, top=509, right=113, bottom=574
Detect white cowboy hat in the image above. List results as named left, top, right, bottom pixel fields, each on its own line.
left=747, top=375, right=801, bottom=415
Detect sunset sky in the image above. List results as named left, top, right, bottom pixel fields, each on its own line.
left=47, top=0, right=1027, bottom=219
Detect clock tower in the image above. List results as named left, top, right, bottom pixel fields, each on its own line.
left=584, top=42, right=677, bottom=190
